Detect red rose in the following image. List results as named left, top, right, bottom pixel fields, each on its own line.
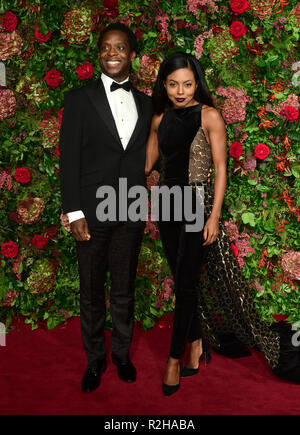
left=55, top=144, right=60, bottom=157
left=229, top=141, right=243, bottom=158
left=281, top=106, right=299, bottom=122
left=230, top=0, right=250, bottom=14
left=1, top=241, right=18, bottom=258
left=32, top=234, right=47, bottom=249
left=3, top=11, right=18, bottom=32
left=103, top=0, right=118, bottom=9
left=57, top=107, right=64, bottom=123
left=75, top=61, right=94, bottom=81
left=231, top=243, right=239, bottom=258
left=45, top=225, right=58, bottom=239
left=230, top=21, right=247, bottom=41
left=45, top=68, right=63, bottom=88
left=254, top=144, right=270, bottom=160
left=35, top=26, right=52, bottom=43
left=14, top=168, right=31, bottom=184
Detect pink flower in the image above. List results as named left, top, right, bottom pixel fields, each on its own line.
left=162, top=277, right=174, bottom=301
left=187, top=0, right=219, bottom=16
left=268, top=94, right=299, bottom=119
left=60, top=213, right=71, bottom=232
left=225, top=219, right=254, bottom=268
left=2, top=289, right=19, bottom=307
left=0, top=170, right=13, bottom=191
left=155, top=13, right=169, bottom=40
left=194, top=29, right=213, bottom=60
left=253, top=278, right=263, bottom=293
left=244, top=151, right=257, bottom=172
left=282, top=251, right=300, bottom=281
left=216, top=86, right=252, bottom=124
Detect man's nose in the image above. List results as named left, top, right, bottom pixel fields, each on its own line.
left=107, top=46, right=118, bottom=56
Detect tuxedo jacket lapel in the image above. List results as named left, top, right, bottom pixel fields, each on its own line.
left=125, top=87, right=144, bottom=152
left=84, top=78, right=145, bottom=152
left=84, top=78, right=123, bottom=149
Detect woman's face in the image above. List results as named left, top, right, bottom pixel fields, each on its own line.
left=164, top=67, right=198, bottom=109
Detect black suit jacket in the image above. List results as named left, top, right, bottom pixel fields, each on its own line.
left=59, top=78, right=153, bottom=228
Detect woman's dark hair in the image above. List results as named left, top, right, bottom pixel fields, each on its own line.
left=97, top=22, right=138, bottom=54
left=152, top=52, right=214, bottom=114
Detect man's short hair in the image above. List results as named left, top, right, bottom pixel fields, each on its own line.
left=97, top=22, right=138, bottom=53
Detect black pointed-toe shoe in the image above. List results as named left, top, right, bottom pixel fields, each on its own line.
left=162, top=360, right=181, bottom=397
left=162, top=381, right=180, bottom=397
left=181, top=341, right=212, bottom=378
left=81, top=358, right=107, bottom=393
left=112, top=354, right=136, bottom=383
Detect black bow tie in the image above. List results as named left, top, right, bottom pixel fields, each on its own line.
left=110, top=81, right=131, bottom=92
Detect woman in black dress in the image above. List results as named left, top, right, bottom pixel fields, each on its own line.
left=145, top=52, right=300, bottom=396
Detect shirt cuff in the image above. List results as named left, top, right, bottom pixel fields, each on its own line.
left=67, top=210, right=85, bottom=224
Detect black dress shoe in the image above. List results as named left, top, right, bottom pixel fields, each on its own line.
left=112, top=354, right=136, bottom=383
left=81, top=359, right=106, bottom=393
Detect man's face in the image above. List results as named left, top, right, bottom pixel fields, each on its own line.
left=98, top=30, right=136, bottom=82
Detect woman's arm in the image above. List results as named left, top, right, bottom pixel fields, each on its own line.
left=145, top=113, right=163, bottom=176
left=202, top=107, right=227, bottom=245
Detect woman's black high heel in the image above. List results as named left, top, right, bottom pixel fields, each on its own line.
left=162, top=360, right=181, bottom=397
left=181, top=340, right=211, bottom=378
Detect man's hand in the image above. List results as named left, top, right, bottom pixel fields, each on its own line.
left=70, top=218, right=91, bottom=242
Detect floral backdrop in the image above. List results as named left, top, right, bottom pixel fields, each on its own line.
left=0, top=0, right=299, bottom=330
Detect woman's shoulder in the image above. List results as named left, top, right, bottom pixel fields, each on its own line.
left=151, top=112, right=165, bottom=131
left=202, top=105, right=225, bottom=129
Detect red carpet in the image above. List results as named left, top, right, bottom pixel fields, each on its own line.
left=0, top=315, right=299, bottom=415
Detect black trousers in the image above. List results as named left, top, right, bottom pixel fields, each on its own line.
left=158, top=221, right=209, bottom=359
left=76, top=224, right=144, bottom=366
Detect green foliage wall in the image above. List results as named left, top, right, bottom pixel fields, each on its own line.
left=0, top=0, right=299, bottom=329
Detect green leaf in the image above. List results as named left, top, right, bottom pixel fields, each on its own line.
left=291, top=164, right=300, bottom=179
left=242, top=212, right=256, bottom=227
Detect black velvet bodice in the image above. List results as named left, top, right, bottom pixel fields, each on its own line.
left=158, top=103, right=207, bottom=186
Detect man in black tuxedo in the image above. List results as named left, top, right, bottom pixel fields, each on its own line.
left=59, top=23, right=153, bottom=393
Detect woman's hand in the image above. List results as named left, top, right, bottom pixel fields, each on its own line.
left=145, top=114, right=163, bottom=176
left=203, top=215, right=219, bottom=246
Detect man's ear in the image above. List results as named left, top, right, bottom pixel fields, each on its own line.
left=130, top=51, right=137, bottom=62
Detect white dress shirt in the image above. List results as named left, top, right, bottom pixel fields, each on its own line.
left=67, top=73, right=138, bottom=224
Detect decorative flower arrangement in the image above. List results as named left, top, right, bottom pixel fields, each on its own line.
left=0, top=0, right=299, bottom=329
left=40, top=117, right=60, bottom=148
left=0, top=88, right=16, bottom=119
left=60, top=8, right=93, bottom=45
left=0, top=31, right=23, bottom=60
left=281, top=251, right=300, bottom=282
